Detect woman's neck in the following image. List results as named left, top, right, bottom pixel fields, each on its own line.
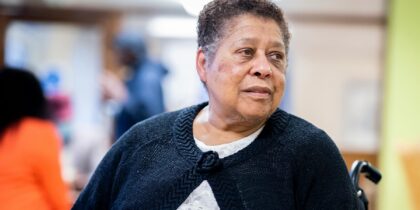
left=193, top=106, right=266, bottom=145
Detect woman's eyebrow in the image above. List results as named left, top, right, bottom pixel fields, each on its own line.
left=231, top=38, right=258, bottom=47
left=270, top=41, right=285, bottom=50
left=229, top=38, right=285, bottom=52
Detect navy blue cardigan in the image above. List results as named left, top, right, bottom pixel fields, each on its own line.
left=72, top=103, right=359, bottom=210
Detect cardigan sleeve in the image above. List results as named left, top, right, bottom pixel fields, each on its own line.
left=72, top=136, right=126, bottom=210
left=293, top=130, right=361, bottom=210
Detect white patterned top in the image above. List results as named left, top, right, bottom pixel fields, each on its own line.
left=177, top=125, right=264, bottom=210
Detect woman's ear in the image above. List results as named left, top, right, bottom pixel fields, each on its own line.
left=196, top=47, right=207, bottom=83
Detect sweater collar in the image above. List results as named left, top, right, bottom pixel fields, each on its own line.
left=173, top=102, right=289, bottom=169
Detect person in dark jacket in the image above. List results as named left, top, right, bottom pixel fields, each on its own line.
left=73, top=0, right=360, bottom=209
left=113, top=32, right=168, bottom=139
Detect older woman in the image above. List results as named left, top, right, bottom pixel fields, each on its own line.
left=73, top=0, right=359, bottom=209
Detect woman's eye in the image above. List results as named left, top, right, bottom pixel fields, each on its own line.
left=269, top=52, right=284, bottom=62
left=239, top=48, right=254, bottom=57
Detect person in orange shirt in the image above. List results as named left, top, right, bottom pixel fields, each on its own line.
left=0, top=67, right=70, bottom=210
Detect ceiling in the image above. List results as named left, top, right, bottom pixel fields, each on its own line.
left=1, top=0, right=387, bottom=18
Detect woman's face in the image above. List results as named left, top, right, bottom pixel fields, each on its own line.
left=197, top=14, right=287, bottom=123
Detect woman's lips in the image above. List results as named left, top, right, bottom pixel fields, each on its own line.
left=242, top=86, right=272, bottom=99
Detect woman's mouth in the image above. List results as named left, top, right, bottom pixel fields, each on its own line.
left=242, top=86, right=272, bottom=99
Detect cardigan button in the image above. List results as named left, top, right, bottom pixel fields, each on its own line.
left=196, top=151, right=223, bottom=174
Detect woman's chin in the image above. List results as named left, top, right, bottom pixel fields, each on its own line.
left=239, top=105, right=274, bottom=122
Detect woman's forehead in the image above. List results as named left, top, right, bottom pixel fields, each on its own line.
left=220, top=15, right=284, bottom=45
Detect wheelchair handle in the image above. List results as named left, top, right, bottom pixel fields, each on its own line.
left=349, top=160, right=382, bottom=210
left=350, top=160, right=382, bottom=187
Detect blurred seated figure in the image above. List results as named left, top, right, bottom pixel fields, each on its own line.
left=0, top=67, right=71, bottom=210
left=102, top=32, right=168, bottom=140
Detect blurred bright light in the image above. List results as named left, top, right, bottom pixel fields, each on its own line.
left=176, top=0, right=211, bottom=17
left=147, top=16, right=197, bottom=38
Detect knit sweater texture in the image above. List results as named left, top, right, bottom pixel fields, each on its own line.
left=73, top=103, right=359, bottom=210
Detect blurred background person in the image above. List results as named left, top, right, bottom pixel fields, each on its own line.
left=0, top=67, right=71, bottom=210
left=103, top=32, right=168, bottom=140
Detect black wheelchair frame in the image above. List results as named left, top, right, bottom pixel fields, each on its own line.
left=349, top=160, right=382, bottom=210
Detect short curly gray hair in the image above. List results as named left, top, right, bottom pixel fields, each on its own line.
left=197, top=0, right=291, bottom=61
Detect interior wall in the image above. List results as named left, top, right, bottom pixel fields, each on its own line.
left=159, top=39, right=207, bottom=111
left=379, top=0, right=420, bottom=209
left=290, top=21, right=384, bottom=152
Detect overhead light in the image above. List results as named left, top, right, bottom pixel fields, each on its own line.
left=147, top=16, right=197, bottom=38
left=176, top=0, right=212, bottom=17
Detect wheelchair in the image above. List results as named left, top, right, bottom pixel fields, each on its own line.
left=349, top=160, right=382, bottom=210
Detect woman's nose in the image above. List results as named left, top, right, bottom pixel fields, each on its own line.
left=250, top=55, right=272, bottom=79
